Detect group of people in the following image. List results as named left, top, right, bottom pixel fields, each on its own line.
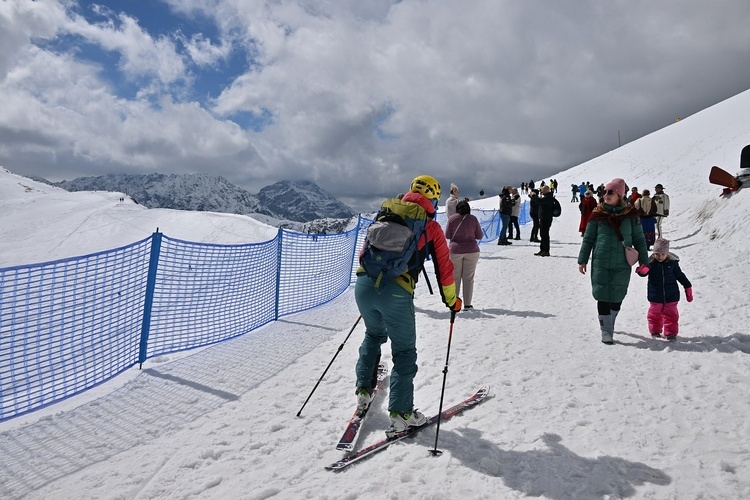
left=518, top=179, right=558, bottom=195
left=351, top=174, right=691, bottom=440
left=494, top=183, right=562, bottom=258
left=577, top=181, right=671, bottom=250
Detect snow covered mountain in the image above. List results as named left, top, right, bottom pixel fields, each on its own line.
left=50, top=173, right=355, bottom=222
left=257, top=180, right=356, bottom=222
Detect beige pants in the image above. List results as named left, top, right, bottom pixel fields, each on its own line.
left=449, top=251, right=481, bottom=307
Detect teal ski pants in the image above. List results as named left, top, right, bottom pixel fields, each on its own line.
left=354, top=274, right=417, bottom=414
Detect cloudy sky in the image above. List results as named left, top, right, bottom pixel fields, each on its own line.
left=1, top=1, right=749, bottom=211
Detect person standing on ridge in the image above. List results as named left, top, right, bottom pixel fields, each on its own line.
left=354, top=175, right=462, bottom=438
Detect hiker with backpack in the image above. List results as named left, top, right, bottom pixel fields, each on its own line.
left=355, top=175, right=462, bottom=438
left=534, top=185, right=561, bottom=257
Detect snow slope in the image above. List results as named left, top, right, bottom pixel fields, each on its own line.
left=0, top=169, right=279, bottom=268
left=0, top=90, right=749, bottom=499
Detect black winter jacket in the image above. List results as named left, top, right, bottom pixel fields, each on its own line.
left=645, top=255, right=692, bottom=303
left=537, top=193, right=558, bottom=221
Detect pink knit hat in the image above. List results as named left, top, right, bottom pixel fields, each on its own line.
left=604, top=178, right=627, bottom=198
left=653, top=238, right=669, bottom=254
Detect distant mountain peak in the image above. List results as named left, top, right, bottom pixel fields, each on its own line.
left=257, top=180, right=355, bottom=222
left=51, top=173, right=355, bottom=223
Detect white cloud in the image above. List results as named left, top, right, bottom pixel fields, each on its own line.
left=1, top=0, right=750, bottom=207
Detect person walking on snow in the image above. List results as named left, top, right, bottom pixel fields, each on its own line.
left=577, top=178, right=649, bottom=345
left=635, top=238, right=693, bottom=341
left=634, top=189, right=657, bottom=249
left=446, top=200, right=483, bottom=311
left=653, top=183, right=670, bottom=239
left=354, top=175, right=462, bottom=438
left=578, top=190, right=598, bottom=237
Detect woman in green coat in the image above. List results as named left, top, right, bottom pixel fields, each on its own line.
left=577, top=178, right=649, bottom=344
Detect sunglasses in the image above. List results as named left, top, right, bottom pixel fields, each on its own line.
left=604, top=189, right=618, bottom=196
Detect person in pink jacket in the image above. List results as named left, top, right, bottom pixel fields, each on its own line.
left=446, top=200, right=484, bottom=310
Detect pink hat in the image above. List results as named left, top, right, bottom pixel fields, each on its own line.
left=604, top=178, right=626, bottom=198
left=653, top=238, right=669, bottom=254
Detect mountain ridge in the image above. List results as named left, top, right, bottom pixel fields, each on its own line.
left=47, top=173, right=356, bottom=223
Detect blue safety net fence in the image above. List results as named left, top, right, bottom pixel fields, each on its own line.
left=0, top=203, right=527, bottom=421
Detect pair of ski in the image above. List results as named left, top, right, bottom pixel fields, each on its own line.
left=328, top=362, right=489, bottom=470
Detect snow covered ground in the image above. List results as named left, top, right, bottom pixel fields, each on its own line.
left=1, top=89, right=750, bottom=499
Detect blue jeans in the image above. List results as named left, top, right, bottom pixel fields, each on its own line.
left=355, top=274, right=417, bottom=413
left=499, top=213, right=510, bottom=241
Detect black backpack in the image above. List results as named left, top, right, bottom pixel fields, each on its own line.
left=552, top=197, right=562, bottom=217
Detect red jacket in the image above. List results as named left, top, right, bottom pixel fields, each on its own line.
left=579, top=196, right=598, bottom=233
left=399, top=192, right=456, bottom=306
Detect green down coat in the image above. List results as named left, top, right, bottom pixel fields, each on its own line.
left=577, top=204, right=649, bottom=303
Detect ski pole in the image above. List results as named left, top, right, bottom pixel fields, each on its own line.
left=429, top=308, right=457, bottom=456
left=296, top=315, right=362, bottom=417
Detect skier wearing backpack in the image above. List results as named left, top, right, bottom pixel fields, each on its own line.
left=354, top=175, right=462, bottom=438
